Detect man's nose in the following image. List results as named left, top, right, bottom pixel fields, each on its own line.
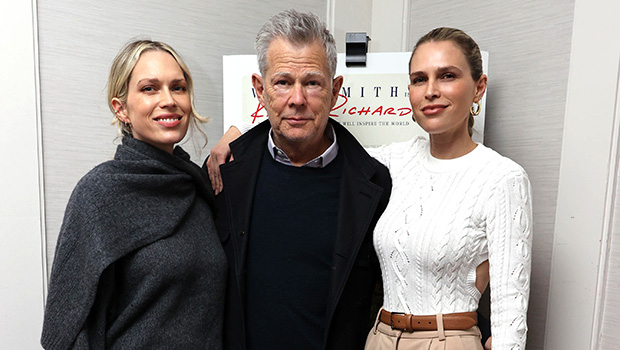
left=289, top=83, right=306, bottom=106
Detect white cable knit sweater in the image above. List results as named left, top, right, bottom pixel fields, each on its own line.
left=367, top=136, right=532, bottom=350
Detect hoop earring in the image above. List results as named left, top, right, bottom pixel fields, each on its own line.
left=470, top=101, right=481, bottom=116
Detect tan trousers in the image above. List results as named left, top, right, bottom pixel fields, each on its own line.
left=365, top=311, right=483, bottom=350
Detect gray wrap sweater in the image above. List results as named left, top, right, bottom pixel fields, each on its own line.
left=41, top=137, right=226, bottom=349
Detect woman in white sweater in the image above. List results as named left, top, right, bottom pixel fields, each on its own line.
left=364, top=28, right=531, bottom=350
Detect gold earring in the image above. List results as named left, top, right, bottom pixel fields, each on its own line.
left=470, top=101, right=481, bottom=116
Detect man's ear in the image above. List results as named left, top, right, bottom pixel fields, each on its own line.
left=251, top=73, right=265, bottom=106
left=111, top=98, right=129, bottom=123
left=331, top=75, right=344, bottom=108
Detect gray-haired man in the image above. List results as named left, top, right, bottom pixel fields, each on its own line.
left=206, top=9, right=391, bottom=350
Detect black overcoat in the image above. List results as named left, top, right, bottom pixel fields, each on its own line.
left=212, top=118, right=392, bottom=350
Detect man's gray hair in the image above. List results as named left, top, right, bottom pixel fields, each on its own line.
left=255, top=9, right=337, bottom=78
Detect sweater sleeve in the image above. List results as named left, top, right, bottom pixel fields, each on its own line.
left=236, top=121, right=265, bottom=134
left=364, top=137, right=426, bottom=170
left=486, top=168, right=532, bottom=350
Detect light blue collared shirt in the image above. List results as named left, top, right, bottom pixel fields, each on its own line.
left=267, top=124, right=339, bottom=168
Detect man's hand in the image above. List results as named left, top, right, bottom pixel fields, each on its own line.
left=207, top=126, right=241, bottom=194
left=485, top=336, right=492, bottom=350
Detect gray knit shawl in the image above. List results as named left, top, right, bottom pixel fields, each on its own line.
left=41, top=137, right=222, bottom=349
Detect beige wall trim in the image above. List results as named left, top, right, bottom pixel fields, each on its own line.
left=0, top=0, right=46, bottom=348
left=546, top=0, right=620, bottom=349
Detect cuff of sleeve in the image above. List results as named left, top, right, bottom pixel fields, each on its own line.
left=237, top=121, right=258, bottom=134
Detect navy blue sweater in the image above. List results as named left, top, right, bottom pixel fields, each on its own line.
left=245, top=148, right=343, bottom=349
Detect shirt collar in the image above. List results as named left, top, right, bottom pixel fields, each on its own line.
left=267, top=123, right=338, bottom=168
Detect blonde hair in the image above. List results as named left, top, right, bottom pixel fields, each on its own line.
left=107, top=40, right=208, bottom=138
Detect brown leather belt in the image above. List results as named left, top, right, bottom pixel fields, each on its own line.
left=379, top=309, right=477, bottom=332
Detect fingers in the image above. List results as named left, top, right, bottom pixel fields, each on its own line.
left=207, top=155, right=223, bottom=195
left=206, top=126, right=241, bottom=195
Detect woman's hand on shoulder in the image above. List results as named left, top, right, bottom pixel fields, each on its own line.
left=206, top=126, right=241, bottom=194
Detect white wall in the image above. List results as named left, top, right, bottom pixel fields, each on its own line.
left=329, top=0, right=410, bottom=53
left=0, top=1, right=46, bottom=349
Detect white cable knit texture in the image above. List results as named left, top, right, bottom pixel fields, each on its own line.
left=367, top=137, right=532, bottom=350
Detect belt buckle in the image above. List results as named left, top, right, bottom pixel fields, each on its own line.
left=390, top=311, right=405, bottom=330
